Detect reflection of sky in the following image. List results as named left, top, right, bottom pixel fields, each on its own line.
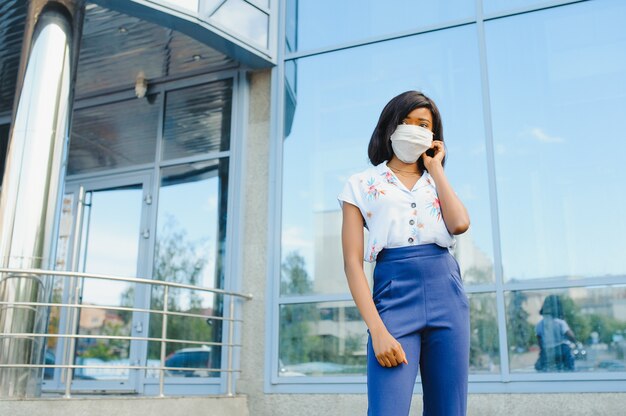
left=78, top=170, right=223, bottom=309
left=211, top=0, right=268, bottom=48
left=291, top=0, right=474, bottom=52
left=81, top=188, right=142, bottom=305
left=157, top=171, right=221, bottom=312
left=485, top=0, right=626, bottom=280
left=282, top=24, right=494, bottom=284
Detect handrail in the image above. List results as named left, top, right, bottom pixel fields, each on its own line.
left=0, top=268, right=253, bottom=300
left=0, top=267, right=253, bottom=398
left=0, top=300, right=244, bottom=322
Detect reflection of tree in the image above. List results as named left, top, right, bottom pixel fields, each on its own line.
left=120, top=217, right=220, bottom=372
left=149, top=217, right=215, bottom=359
left=281, top=251, right=312, bottom=295
left=279, top=252, right=365, bottom=372
left=280, top=252, right=315, bottom=365
left=507, top=291, right=534, bottom=353
left=508, top=293, right=626, bottom=368
left=463, top=264, right=493, bottom=284
left=469, top=295, right=499, bottom=370
left=82, top=320, right=129, bottom=361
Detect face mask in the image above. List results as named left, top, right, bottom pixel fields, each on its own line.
left=389, top=124, right=433, bottom=164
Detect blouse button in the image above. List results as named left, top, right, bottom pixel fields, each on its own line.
left=409, top=219, right=415, bottom=225
left=408, top=237, right=414, bottom=243
left=410, top=202, right=416, bottom=208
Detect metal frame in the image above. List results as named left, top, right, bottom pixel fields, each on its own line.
left=92, top=0, right=277, bottom=66
left=266, top=0, right=626, bottom=394
left=31, top=67, right=245, bottom=396
left=0, top=267, right=252, bottom=398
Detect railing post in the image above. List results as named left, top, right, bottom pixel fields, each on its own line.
left=226, top=295, right=235, bottom=396
left=62, top=186, right=85, bottom=398
left=159, top=285, right=168, bottom=397
left=63, top=275, right=83, bottom=399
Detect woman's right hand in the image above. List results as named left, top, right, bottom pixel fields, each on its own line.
left=370, top=327, right=408, bottom=367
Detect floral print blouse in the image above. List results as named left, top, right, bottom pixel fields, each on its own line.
left=337, top=160, right=456, bottom=262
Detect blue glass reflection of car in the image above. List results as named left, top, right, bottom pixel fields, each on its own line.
left=44, top=350, right=55, bottom=379
left=164, top=347, right=215, bottom=377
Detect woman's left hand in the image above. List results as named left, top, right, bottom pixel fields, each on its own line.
left=422, top=140, right=445, bottom=171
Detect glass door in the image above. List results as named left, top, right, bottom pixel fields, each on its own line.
left=53, top=173, right=153, bottom=392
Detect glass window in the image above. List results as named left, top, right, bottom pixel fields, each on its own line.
left=287, top=0, right=475, bottom=52
left=0, top=124, right=9, bottom=188
left=279, top=301, right=367, bottom=377
left=210, top=0, right=269, bottom=49
left=279, top=294, right=501, bottom=378
left=161, top=0, right=199, bottom=13
left=483, top=0, right=571, bottom=16
left=485, top=0, right=626, bottom=282
left=68, top=96, right=160, bottom=175
left=147, top=158, right=229, bottom=378
left=506, top=287, right=626, bottom=373
left=469, top=293, right=500, bottom=374
left=162, top=80, right=233, bottom=161
left=281, top=24, right=494, bottom=297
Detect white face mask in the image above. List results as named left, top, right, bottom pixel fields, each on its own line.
left=389, top=124, right=433, bottom=164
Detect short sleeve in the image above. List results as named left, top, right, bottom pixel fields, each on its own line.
left=337, top=175, right=361, bottom=211
left=558, top=319, right=571, bottom=335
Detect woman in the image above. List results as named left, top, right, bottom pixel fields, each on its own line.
left=534, top=294, right=577, bottom=372
left=338, top=91, right=471, bottom=415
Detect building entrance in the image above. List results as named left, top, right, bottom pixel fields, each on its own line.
left=46, top=173, right=153, bottom=392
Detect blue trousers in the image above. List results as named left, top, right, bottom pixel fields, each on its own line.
left=366, top=243, right=470, bottom=416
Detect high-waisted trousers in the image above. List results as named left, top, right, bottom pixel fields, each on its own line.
left=366, top=243, right=470, bottom=416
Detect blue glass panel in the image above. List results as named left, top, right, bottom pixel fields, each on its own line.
left=485, top=0, right=626, bottom=282
left=211, top=0, right=268, bottom=48
left=483, top=0, right=572, bottom=16
left=281, top=24, right=495, bottom=296
left=289, top=0, right=474, bottom=52
left=506, top=287, right=626, bottom=373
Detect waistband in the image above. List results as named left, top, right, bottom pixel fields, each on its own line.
left=375, top=243, right=448, bottom=263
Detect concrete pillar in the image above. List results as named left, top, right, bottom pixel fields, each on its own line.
left=0, top=0, right=84, bottom=398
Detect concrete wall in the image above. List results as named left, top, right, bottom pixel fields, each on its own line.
left=236, top=68, right=272, bottom=408
left=0, top=396, right=248, bottom=416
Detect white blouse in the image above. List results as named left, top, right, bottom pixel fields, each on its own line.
left=337, top=160, right=456, bottom=262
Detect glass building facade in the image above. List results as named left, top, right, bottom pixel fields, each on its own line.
left=0, top=0, right=625, bottom=410
left=274, top=0, right=626, bottom=392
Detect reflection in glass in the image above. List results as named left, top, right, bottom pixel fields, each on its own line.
left=485, top=0, right=626, bottom=282
left=68, top=96, right=159, bottom=175
left=75, top=185, right=142, bottom=380
left=506, top=287, right=626, bottom=373
left=0, top=124, right=9, bottom=188
left=468, top=293, right=500, bottom=374
left=483, top=0, right=559, bottom=16
left=147, top=159, right=229, bottom=378
left=279, top=301, right=367, bottom=377
left=281, top=25, right=494, bottom=296
left=211, top=0, right=269, bottom=48
left=45, top=193, right=76, bottom=380
left=288, top=0, right=474, bottom=52
left=162, top=80, right=233, bottom=160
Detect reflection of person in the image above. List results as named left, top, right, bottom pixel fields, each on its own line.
left=338, top=91, right=471, bottom=415
left=534, top=294, right=577, bottom=372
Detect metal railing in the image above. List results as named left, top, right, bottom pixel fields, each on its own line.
left=0, top=267, right=253, bottom=398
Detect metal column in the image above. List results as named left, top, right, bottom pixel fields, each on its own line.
left=0, top=0, right=84, bottom=398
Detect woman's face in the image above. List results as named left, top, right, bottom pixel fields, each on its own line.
left=402, top=107, right=433, bottom=132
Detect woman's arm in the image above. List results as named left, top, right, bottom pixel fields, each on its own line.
left=341, top=202, right=408, bottom=367
left=423, top=141, right=470, bottom=235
